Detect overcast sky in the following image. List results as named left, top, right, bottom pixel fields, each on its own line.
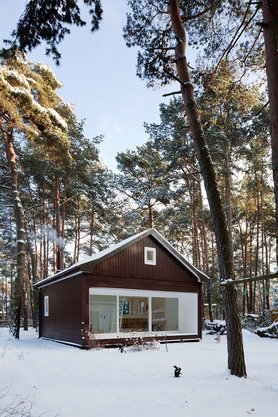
left=1, top=0, right=177, bottom=171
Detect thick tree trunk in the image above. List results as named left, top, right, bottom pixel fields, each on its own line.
left=3, top=130, right=26, bottom=339
left=261, top=0, right=278, bottom=263
left=169, top=0, right=246, bottom=377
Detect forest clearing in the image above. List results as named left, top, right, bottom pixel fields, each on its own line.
left=1, top=3, right=278, bottom=411
left=0, top=327, right=277, bottom=417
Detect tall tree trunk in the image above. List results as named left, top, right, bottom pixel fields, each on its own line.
left=2, top=129, right=26, bottom=339
left=189, top=182, right=199, bottom=266
left=225, top=147, right=234, bottom=259
left=61, top=180, right=67, bottom=270
left=42, top=182, right=47, bottom=278
left=261, top=0, right=278, bottom=263
left=248, top=226, right=254, bottom=313
left=148, top=200, right=154, bottom=228
left=25, top=224, right=38, bottom=328
left=55, top=176, right=62, bottom=271
left=22, top=278, right=28, bottom=331
left=89, top=205, right=95, bottom=256
left=169, top=0, right=246, bottom=377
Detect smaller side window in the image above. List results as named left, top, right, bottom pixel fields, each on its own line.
left=44, top=296, right=49, bottom=317
left=144, top=247, right=156, bottom=265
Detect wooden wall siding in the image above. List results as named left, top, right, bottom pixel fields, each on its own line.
left=93, top=236, right=197, bottom=284
left=39, top=275, right=84, bottom=346
left=85, top=275, right=200, bottom=293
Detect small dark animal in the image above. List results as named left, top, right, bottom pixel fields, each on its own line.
left=119, top=345, right=126, bottom=353
left=173, top=366, right=182, bottom=377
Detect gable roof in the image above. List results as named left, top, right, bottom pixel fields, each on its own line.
left=35, top=228, right=209, bottom=288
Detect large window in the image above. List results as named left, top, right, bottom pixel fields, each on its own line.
left=89, top=288, right=198, bottom=336
left=89, top=295, right=117, bottom=333
left=119, top=296, right=148, bottom=332
left=152, top=297, right=178, bottom=331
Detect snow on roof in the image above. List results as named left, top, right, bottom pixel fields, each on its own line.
left=35, top=229, right=209, bottom=288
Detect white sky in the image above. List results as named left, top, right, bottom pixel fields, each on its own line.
left=0, top=0, right=177, bottom=171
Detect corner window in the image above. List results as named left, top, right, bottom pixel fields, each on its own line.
left=44, top=296, right=49, bottom=317
left=144, top=247, right=156, bottom=265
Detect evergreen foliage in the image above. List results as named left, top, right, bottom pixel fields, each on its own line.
left=4, top=0, right=103, bottom=64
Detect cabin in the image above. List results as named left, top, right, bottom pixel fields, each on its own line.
left=35, top=229, right=209, bottom=348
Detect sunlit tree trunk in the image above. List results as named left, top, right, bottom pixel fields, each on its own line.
left=55, top=176, right=62, bottom=271
left=2, top=127, right=26, bottom=339
left=168, top=0, right=246, bottom=377
left=89, top=206, right=95, bottom=256
left=261, top=0, right=278, bottom=263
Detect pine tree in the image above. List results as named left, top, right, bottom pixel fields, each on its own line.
left=116, top=141, right=170, bottom=229
left=0, top=51, right=74, bottom=338
left=124, top=0, right=247, bottom=378
left=4, top=0, right=103, bottom=64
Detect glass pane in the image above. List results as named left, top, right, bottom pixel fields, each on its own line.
left=89, top=295, right=117, bottom=333
left=119, top=296, right=148, bottom=332
left=152, top=297, right=178, bottom=332
left=147, top=250, right=153, bottom=261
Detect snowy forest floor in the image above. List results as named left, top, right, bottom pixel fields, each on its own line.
left=0, top=328, right=277, bottom=417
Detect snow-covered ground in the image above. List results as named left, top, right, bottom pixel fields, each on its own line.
left=0, top=328, right=277, bottom=417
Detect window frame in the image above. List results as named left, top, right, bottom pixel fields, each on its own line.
left=44, top=295, right=49, bottom=317
left=144, top=247, right=156, bottom=265
left=89, top=288, right=198, bottom=338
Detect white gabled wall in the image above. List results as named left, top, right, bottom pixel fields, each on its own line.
left=179, top=293, right=198, bottom=334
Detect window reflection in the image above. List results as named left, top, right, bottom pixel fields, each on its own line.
left=119, top=296, right=148, bottom=332
left=89, top=295, right=117, bottom=333
left=152, top=297, right=178, bottom=331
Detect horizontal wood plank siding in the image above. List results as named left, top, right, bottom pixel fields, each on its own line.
left=39, top=275, right=84, bottom=346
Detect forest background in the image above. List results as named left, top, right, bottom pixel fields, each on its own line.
left=1, top=0, right=278, bottom=375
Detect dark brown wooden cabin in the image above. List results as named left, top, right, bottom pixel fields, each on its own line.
left=35, top=229, right=209, bottom=348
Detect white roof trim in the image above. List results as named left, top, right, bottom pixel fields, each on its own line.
left=35, top=228, right=209, bottom=288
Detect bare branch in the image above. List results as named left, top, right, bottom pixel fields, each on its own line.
left=254, top=101, right=269, bottom=116
left=59, top=193, right=83, bottom=207
left=214, top=1, right=261, bottom=73
left=164, top=68, right=193, bottom=88
left=221, top=272, right=278, bottom=285
left=242, top=28, right=263, bottom=65
left=162, top=90, right=182, bottom=97
left=184, top=5, right=214, bottom=21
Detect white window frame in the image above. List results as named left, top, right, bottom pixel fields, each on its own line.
left=89, top=287, right=198, bottom=338
left=144, top=247, right=156, bottom=265
left=44, top=295, right=49, bottom=317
